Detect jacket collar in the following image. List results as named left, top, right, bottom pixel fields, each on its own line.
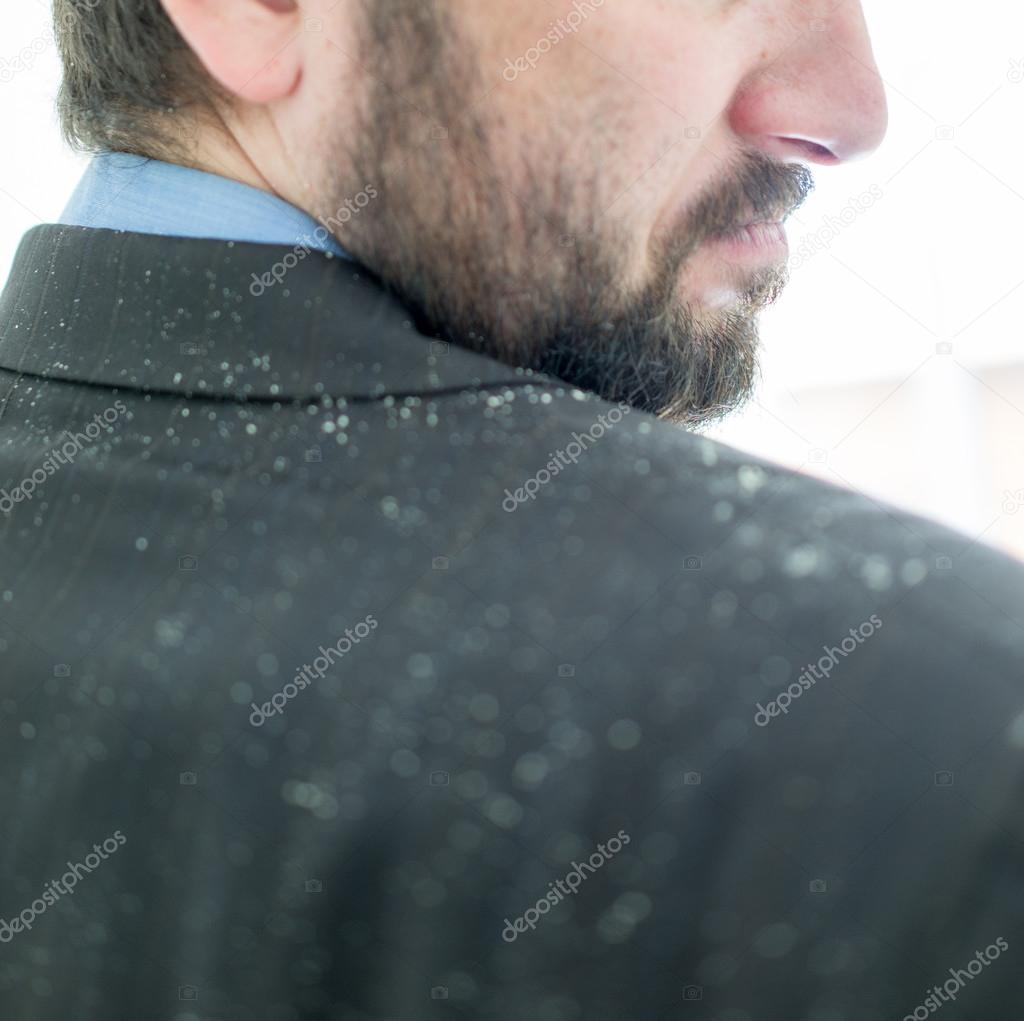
left=0, top=225, right=543, bottom=402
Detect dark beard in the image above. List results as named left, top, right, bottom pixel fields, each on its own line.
left=339, top=1, right=813, bottom=426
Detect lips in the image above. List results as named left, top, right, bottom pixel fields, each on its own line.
left=724, top=221, right=787, bottom=250
left=702, top=218, right=790, bottom=268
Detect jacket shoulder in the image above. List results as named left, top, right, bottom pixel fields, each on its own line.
left=493, top=388, right=1024, bottom=657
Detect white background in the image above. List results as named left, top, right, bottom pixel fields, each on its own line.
left=2, top=0, right=1023, bottom=558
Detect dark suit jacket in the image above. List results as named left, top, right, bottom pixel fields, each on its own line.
left=1, top=225, right=1022, bottom=1020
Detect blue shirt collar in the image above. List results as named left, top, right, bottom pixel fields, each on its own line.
left=60, top=151, right=350, bottom=259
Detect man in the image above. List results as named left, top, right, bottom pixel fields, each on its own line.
left=0, top=1, right=1020, bottom=1018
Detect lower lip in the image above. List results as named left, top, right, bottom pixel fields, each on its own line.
left=705, top=222, right=789, bottom=265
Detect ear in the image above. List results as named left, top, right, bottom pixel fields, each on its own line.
left=160, top=0, right=303, bottom=104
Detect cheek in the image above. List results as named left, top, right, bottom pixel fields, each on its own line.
left=555, top=19, right=742, bottom=202
left=478, top=4, right=746, bottom=245
left=585, top=2, right=742, bottom=108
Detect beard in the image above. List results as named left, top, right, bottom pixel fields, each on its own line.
left=335, top=1, right=814, bottom=426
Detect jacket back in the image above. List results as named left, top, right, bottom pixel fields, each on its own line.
left=1, top=226, right=1022, bottom=1020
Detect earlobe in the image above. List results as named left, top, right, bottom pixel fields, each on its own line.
left=159, top=0, right=303, bottom=105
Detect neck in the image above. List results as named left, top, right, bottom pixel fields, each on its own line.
left=166, top=110, right=281, bottom=201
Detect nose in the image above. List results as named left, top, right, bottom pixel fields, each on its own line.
left=727, top=3, right=888, bottom=165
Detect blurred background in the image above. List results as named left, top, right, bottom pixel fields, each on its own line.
left=2, top=0, right=1023, bottom=559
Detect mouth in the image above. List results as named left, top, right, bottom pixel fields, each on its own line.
left=703, top=220, right=789, bottom=267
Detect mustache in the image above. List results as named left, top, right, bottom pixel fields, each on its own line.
left=663, top=151, right=815, bottom=262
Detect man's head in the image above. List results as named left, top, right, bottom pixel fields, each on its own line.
left=54, top=0, right=887, bottom=424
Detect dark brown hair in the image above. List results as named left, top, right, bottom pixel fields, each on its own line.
left=53, top=0, right=217, bottom=156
